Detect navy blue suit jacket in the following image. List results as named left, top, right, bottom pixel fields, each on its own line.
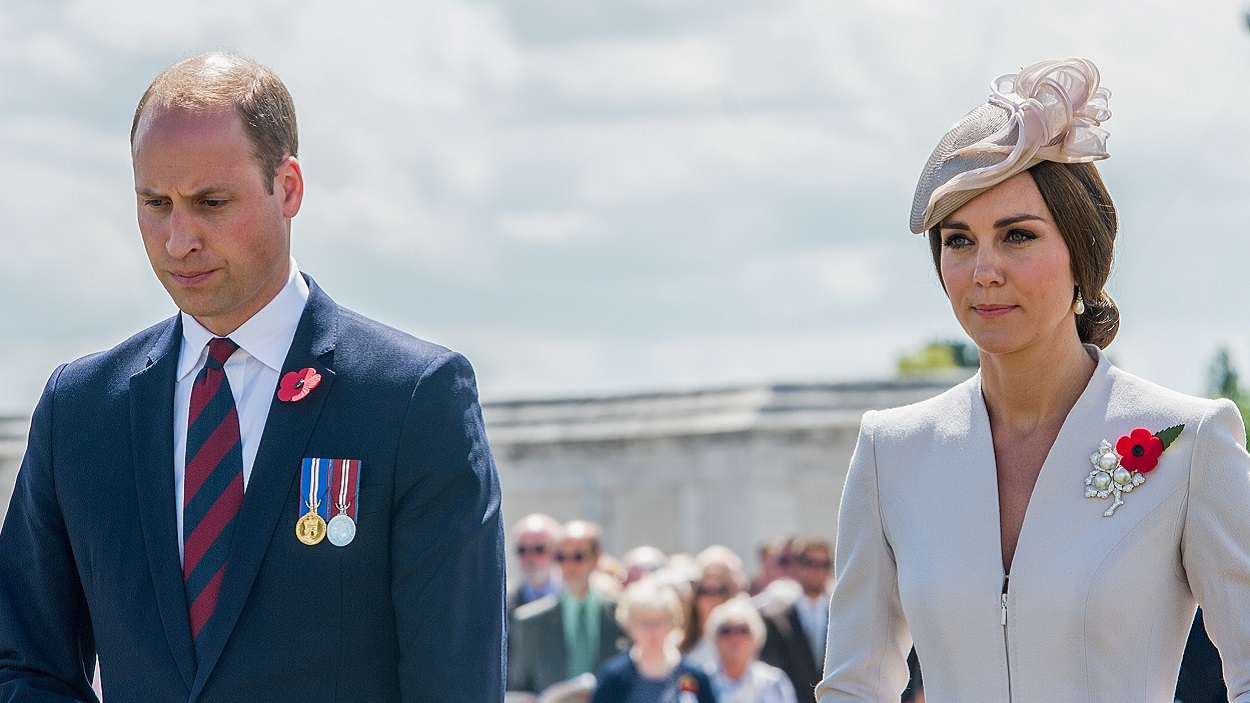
left=0, top=278, right=506, bottom=702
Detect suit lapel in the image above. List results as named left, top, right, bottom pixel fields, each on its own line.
left=188, top=279, right=339, bottom=700
left=549, top=604, right=568, bottom=685
left=130, top=316, right=196, bottom=692
left=786, top=605, right=818, bottom=673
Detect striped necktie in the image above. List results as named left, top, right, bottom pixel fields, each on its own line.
left=183, top=337, right=244, bottom=647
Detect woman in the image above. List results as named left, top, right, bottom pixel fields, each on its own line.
left=679, top=547, right=746, bottom=669
left=817, top=58, right=1250, bottom=702
left=591, top=577, right=718, bottom=703
left=705, top=598, right=798, bottom=703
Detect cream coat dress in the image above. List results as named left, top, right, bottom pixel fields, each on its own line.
left=817, top=348, right=1250, bottom=703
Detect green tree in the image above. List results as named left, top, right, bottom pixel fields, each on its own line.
left=1207, top=347, right=1250, bottom=439
left=898, top=340, right=979, bottom=376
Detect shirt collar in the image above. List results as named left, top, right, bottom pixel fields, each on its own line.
left=177, top=258, right=310, bottom=381
left=799, top=592, right=829, bottom=611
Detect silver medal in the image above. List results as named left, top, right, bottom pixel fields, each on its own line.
left=327, top=513, right=356, bottom=546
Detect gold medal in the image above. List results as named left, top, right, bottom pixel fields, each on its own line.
left=296, top=511, right=327, bottom=545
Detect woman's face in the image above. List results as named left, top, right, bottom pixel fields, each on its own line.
left=694, top=575, right=735, bottom=627
left=938, top=171, right=1078, bottom=358
left=627, top=609, right=674, bottom=654
left=713, top=620, right=756, bottom=671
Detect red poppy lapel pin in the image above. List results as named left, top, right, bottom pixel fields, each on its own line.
left=278, top=367, right=322, bottom=402
left=1085, top=424, right=1184, bottom=517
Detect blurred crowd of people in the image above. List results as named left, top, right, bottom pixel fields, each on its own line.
left=505, top=513, right=1225, bottom=703
left=504, top=514, right=917, bottom=703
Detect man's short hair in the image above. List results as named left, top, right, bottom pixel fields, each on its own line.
left=561, top=520, right=602, bottom=552
left=131, top=52, right=298, bottom=194
left=512, top=513, right=562, bottom=543
left=791, top=536, right=833, bottom=560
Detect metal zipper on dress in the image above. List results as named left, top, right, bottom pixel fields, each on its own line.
left=1001, top=574, right=1013, bottom=701
left=1000, top=574, right=1009, bottom=626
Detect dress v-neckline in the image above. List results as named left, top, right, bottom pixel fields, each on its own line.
left=971, top=348, right=1108, bottom=580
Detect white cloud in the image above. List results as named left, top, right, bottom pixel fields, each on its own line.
left=496, top=210, right=605, bottom=244
left=2, top=0, right=1249, bottom=413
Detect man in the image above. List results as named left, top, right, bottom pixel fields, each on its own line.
left=508, top=513, right=563, bottom=614
left=507, top=520, right=626, bottom=694
left=0, top=52, right=505, bottom=702
left=506, top=513, right=561, bottom=665
left=759, top=536, right=833, bottom=698
left=750, top=535, right=801, bottom=610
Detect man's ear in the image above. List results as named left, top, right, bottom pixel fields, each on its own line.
left=276, top=155, right=303, bottom=218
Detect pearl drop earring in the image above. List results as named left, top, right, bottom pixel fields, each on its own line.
left=1073, top=290, right=1086, bottom=315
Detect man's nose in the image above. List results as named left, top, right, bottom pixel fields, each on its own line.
left=165, top=205, right=201, bottom=258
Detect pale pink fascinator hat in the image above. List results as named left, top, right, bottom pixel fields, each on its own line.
left=910, top=58, right=1113, bottom=234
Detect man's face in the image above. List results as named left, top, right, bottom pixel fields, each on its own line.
left=555, top=535, right=598, bottom=590
left=797, top=547, right=832, bottom=596
left=515, top=527, right=556, bottom=584
left=132, top=106, right=302, bottom=336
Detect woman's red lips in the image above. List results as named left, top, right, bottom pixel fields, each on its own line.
left=973, top=304, right=1015, bottom=317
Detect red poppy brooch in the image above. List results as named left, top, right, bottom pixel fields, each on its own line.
left=277, top=367, right=321, bottom=402
left=1085, top=424, right=1184, bottom=516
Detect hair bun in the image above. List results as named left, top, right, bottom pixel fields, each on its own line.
left=1078, top=290, right=1119, bottom=349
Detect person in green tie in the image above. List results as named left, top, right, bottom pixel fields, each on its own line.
left=508, top=520, right=628, bottom=694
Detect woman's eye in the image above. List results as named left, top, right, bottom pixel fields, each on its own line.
left=942, top=233, right=971, bottom=249
left=1005, top=228, right=1037, bottom=243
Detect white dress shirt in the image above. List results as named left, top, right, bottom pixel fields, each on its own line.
left=174, top=259, right=309, bottom=562
left=795, top=592, right=829, bottom=663
left=708, top=660, right=799, bottom=703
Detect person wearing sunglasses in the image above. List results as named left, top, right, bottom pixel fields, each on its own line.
left=509, top=520, right=627, bottom=695
left=680, top=546, right=747, bottom=670
left=705, top=598, right=797, bottom=703
left=760, top=537, right=833, bottom=698
left=510, top=513, right=564, bottom=613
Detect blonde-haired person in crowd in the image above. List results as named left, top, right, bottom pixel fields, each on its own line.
left=819, top=58, right=1250, bottom=702
left=590, top=578, right=718, bottom=703
left=705, top=598, right=797, bottom=703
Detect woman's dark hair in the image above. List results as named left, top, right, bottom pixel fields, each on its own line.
left=926, top=160, right=1120, bottom=348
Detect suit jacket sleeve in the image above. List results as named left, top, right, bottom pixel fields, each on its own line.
left=1181, top=399, right=1250, bottom=703
left=390, top=352, right=505, bottom=702
left=0, top=366, right=97, bottom=702
left=816, top=410, right=911, bottom=702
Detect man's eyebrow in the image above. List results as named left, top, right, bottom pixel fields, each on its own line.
left=134, top=185, right=233, bottom=199
left=938, top=214, right=1048, bottom=230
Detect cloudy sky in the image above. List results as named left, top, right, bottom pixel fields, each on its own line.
left=2, top=0, right=1248, bottom=413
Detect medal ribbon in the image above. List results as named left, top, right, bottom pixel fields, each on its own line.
left=328, top=459, right=361, bottom=521
left=300, top=458, right=331, bottom=520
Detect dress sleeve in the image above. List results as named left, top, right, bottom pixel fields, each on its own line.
left=816, top=411, right=911, bottom=702
left=1181, top=399, right=1250, bottom=703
